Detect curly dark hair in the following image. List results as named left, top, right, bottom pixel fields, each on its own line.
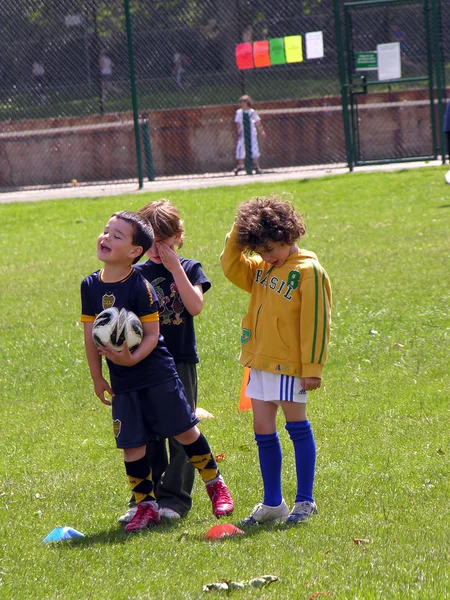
left=235, top=195, right=305, bottom=250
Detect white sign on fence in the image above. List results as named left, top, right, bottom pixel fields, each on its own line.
left=377, top=42, right=402, bottom=81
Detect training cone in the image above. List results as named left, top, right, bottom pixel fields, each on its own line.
left=43, top=526, right=85, bottom=543
left=205, top=523, right=245, bottom=540
left=239, top=367, right=252, bottom=411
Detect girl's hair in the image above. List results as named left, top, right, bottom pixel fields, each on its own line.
left=239, top=94, right=253, bottom=107
left=138, top=199, right=184, bottom=248
left=112, top=210, right=154, bottom=263
left=235, top=195, right=306, bottom=250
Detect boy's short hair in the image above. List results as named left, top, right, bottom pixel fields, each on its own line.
left=113, top=210, right=154, bottom=263
left=239, top=94, right=253, bottom=107
left=138, top=199, right=184, bottom=248
left=235, top=195, right=305, bottom=250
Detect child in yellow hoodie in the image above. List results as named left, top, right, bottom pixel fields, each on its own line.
left=221, top=195, right=332, bottom=525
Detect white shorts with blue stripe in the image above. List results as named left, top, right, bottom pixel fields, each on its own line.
left=246, top=368, right=307, bottom=404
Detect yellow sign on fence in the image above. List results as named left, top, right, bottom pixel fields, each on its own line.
left=284, top=35, right=303, bottom=63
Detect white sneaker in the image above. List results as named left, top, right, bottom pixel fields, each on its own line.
left=445, top=170, right=450, bottom=185
left=159, top=507, right=181, bottom=520
left=286, top=501, right=318, bottom=524
left=118, top=505, right=138, bottom=524
left=240, top=500, right=290, bottom=526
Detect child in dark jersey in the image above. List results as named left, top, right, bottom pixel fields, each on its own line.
left=81, top=210, right=233, bottom=531
left=119, top=199, right=211, bottom=522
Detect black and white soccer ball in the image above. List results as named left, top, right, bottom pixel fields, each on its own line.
left=92, top=307, right=143, bottom=352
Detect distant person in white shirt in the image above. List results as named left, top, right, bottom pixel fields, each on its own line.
left=99, top=52, right=114, bottom=101
left=32, top=60, right=47, bottom=105
left=234, top=95, right=266, bottom=175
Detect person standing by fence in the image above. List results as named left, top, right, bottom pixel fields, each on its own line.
left=233, top=95, right=266, bottom=175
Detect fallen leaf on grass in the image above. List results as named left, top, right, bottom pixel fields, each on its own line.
left=215, top=453, right=226, bottom=462
left=437, top=448, right=445, bottom=456
left=308, top=593, right=333, bottom=599
left=203, top=575, right=278, bottom=593
left=196, top=407, right=215, bottom=419
left=393, top=343, right=404, bottom=348
left=352, top=538, right=371, bottom=545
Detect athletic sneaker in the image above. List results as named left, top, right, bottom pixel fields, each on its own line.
left=124, top=501, right=160, bottom=532
left=159, top=507, right=181, bottom=520
left=206, top=480, right=234, bottom=518
left=240, top=500, right=290, bottom=526
left=118, top=505, right=138, bottom=524
left=286, top=501, right=318, bottom=524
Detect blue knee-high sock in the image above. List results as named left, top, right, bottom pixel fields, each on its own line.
left=285, top=420, right=316, bottom=503
left=255, top=432, right=282, bottom=507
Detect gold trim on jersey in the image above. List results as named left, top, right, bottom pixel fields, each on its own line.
left=99, top=268, right=133, bottom=283
left=81, top=314, right=96, bottom=323
left=141, top=312, right=159, bottom=323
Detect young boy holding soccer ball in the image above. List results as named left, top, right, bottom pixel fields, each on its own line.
left=81, top=210, right=233, bottom=531
left=221, top=195, right=331, bottom=525
left=119, top=199, right=212, bottom=523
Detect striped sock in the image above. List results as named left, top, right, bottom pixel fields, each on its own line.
left=183, top=433, right=220, bottom=484
left=125, top=456, right=156, bottom=504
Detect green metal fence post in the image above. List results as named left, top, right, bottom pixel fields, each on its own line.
left=243, top=111, right=253, bottom=175
left=141, top=119, right=155, bottom=181
left=431, top=0, right=445, bottom=163
left=123, top=0, right=144, bottom=189
left=334, top=0, right=354, bottom=171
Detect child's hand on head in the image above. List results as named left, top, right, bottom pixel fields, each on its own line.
left=156, top=241, right=180, bottom=272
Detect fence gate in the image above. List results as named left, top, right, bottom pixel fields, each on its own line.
left=335, top=0, right=446, bottom=169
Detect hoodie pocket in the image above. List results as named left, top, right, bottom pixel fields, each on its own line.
left=259, top=317, right=291, bottom=360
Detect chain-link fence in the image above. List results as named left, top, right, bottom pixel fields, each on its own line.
left=0, top=0, right=448, bottom=190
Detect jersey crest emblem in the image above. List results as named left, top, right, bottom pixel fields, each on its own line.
left=113, top=419, right=121, bottom=438
left=241, top=328, right=251, bottom=345
left=102, top=293, right=116, bottom=309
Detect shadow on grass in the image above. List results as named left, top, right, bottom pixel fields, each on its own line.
left=49, top=518, right=298, bottom=548
left=60, top=519, right=182, bottom=547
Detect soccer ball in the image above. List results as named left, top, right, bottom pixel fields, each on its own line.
left=92, top=307, right=143, bottom=352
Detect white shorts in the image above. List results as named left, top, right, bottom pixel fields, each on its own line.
left=246, top=368, right=307, bottom=404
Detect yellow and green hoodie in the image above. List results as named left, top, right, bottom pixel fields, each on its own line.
left=221, top=226, right=332, bottom=379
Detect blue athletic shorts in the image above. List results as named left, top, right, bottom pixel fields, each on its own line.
left=111, top=377, right=199, bottom=449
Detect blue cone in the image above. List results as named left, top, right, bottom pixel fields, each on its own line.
left=43, top=527, right=85, bottom=543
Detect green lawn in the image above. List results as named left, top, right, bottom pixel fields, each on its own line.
left=0, top=168, right=449, bottom=599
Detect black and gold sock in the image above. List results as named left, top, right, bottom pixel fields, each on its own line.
left=183, top=433, right=220, bottom=484
left=125, top=456, right=155, bottom=504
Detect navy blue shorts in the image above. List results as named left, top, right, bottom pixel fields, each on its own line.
left=111, top=377, right=199, bottom=449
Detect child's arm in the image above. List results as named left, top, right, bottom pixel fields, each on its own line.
left=299, top=265, right=332, bottom=387
left=156, top=241, right=204, bottom=315
left=255, top=119, right=267, bottom=140
left=220, top=224, right=258, bottom=292
left=98, top=320, right=160, bottom=367
left=83, top=322, right=113, bottom=405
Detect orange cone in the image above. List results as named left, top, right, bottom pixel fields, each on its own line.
left=205, top=523, right=245, bottom=540
left=239, top=367, right=252, bottom=411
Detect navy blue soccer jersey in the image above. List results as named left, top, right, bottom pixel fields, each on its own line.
left=134, top=258, right=211, bottom=363
left=80, top=267, right=177, bottom=394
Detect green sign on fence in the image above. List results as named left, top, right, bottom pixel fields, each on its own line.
left=269, top=38, right=287, bottom=65
left=355, top=51, right=378, bottom=71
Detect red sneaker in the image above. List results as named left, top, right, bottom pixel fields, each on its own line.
left=125, top=502, right=160, bottom=532
left=206, top=480, right=234, bottom=518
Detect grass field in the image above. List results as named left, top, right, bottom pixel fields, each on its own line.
left=0, top=168, right=449, bottom=599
